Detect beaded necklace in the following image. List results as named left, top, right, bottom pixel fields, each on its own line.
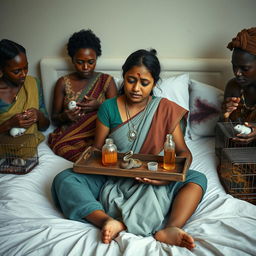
left=125, top=97, right=149, bottom=142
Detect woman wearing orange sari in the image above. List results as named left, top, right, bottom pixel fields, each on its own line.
left=48, top=29, right=117, bottom=162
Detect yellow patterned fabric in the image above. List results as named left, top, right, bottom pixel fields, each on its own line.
left=0, top=76, right=45, bottom=156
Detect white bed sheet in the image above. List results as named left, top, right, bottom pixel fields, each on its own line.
left=0, top=135, right=256, bottom=256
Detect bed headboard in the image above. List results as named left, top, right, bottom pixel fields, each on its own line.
left=40, top=57, right=233, bottom=114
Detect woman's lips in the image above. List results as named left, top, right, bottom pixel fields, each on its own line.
left=236, top=78, right=248, bottom=84
left=130, top=93, right=141, bottom=98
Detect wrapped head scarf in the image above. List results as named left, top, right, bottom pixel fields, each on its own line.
left=227, top=27, right=256, bottom=56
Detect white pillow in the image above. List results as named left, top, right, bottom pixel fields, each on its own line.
left=113, top=77, right=123, bottom=90
left=153, top=73, right=189, bottom=110
left=187, top=80, right=224, bottom=140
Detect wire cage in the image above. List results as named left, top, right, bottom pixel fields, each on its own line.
left=215, top=122, right=256, bottom=158
left=0, top=134, right=39, bottom=175
left=218, top=147, right=256, bottom=205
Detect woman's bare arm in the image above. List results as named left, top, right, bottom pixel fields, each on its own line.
left=105, top=77, right=118, bottom=99
left=93, top=119, right=110, bottom=150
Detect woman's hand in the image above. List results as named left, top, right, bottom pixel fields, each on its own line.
left=233, top=122, right=256, bottom=144
left=223, top=97, right=240, bottom=119
left=25, top=108, right=39, bottom=121
left=135, top=177, right=170, bottom=186
left=26, top=108, right=50, bottom=131
left=65, top=107, right=83, bottom=122
left=77, top=95, right=100, bottom=112
left=8, top=110, right=36, bottom=129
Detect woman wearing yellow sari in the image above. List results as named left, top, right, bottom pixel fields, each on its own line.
left=0, top=39, right=49, bottom=144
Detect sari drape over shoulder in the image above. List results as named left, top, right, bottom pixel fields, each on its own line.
left=0, top=76, right=44, bottom=158
left=0, top=76, right=45, bottom=144
left=48, top=73, right=112, bottom=162
left=109, top=98, right=186, bottom=154
left=100, top=97, right=188, bottom=236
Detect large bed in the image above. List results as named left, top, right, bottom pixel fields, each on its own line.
left=0, top=57, right=256, bottom=256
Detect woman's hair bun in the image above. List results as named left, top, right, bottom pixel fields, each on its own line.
left=149, top=49, right=157, bottom=56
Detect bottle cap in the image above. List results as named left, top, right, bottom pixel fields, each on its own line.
left=105, top=138, right=113, bottom=144
left=166, top=134, right=173, bottom=140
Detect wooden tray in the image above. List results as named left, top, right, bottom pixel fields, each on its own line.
left=73, top=147, right=189, bottom=181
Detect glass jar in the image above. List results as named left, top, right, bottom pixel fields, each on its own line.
left=102, top=138, right=117, bottom=166
left=163, top=134, right=176, bottom=171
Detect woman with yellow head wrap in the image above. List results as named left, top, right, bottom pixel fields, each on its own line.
left=222, top=27, right=256, bottom=144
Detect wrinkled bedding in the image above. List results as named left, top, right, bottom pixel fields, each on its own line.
left=0, top=136, right=256, bottom=256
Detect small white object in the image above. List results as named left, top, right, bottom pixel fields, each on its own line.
left=10, top=128, right=26, bottom=137
left=68, top=101, right=77, bottom=110
left=147, top=162, right=158, bottom=171
left=234, top=124, right=252, bottom=135
left=11, top=158, right=26, bottom=167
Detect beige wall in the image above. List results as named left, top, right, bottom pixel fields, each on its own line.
left=1, top=0, right=255, bottom=77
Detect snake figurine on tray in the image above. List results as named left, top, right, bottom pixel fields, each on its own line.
left=119, top=150, right=142, bottom=169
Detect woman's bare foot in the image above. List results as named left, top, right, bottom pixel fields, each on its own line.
left=101, top=218, right=126, bottom=244
left=154, top=226, right=195, bottom=250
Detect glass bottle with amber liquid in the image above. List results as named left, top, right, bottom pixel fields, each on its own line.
left=102, top=138, right=117, bottom=166
left=163, top=134, right=176, bottom=171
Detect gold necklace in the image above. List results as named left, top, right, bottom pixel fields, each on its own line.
left=2, top=78, right=20, bottom=102
left=125, top=97, right=149, bottom=142
left=11, top=88, right=19, bottom=102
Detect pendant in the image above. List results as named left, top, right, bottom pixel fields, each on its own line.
left=128, top=130, right=137, bottom=141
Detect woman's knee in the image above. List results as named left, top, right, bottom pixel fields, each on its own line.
left=52, top=168, right=74, bottom=189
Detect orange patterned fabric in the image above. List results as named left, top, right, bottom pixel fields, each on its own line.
left=48, top=73, right=112, bottom=162
left=227, top=27, right=256, bottom=56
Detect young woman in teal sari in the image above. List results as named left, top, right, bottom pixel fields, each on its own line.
left=52, top=49, right=207, bottom=250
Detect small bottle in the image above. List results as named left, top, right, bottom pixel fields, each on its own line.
left=163, top=134, right=176, bottom=171
left=102, top=138, right=118, bottom=166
